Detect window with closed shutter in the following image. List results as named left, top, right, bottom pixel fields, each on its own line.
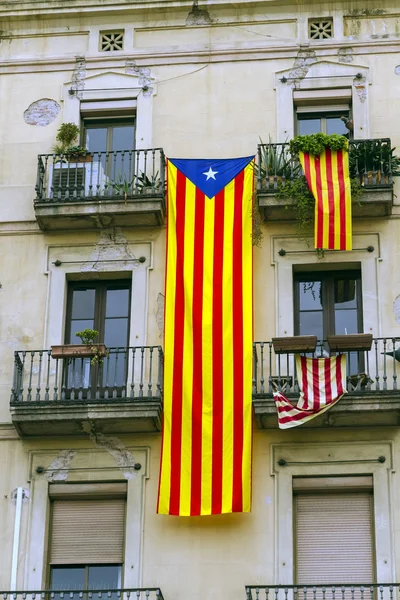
left=294, top=481, right=375, bottom=585
left=50, top=498, right=126, bottom=564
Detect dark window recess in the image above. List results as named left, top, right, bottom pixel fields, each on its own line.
left=294, top=270, right=363, bottom=373
left=296, top=111, right=350, bottom=137
left=51, top=564, right=122, bottom=592
left=65, top=280, right=131, bottom=391
left=83, top=119, right=135, bottom=180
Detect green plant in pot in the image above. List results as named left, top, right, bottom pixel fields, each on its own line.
left=110, top=173, right=134, bottom=201
left=52, top=122, right=90, bottom=161
left=136, top=171, right=162, bottom=192
left=75, top=328, right=108, bottom=365
left=256, top=136, right=301, bottom=188
left=349, top=140, right=400, bottom=185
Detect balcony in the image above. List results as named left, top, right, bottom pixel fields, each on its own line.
left=252, top=337, right=400, bottom=428
left=10, top=346, right=163, bottom=436
left=34, top=148, right=166, bottom=230
left=256, top=139, right=395, bottom=220
left=246, top=585, right=397, bottom=600
left=0, top=591, right=165, bottom=600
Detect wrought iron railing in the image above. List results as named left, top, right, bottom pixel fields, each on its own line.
left=256, top=138, right=397, bottom=192
left=253, top=337, right=400, bottom=396
left=11, top=346, right=163, bottom=403
left=35, top=148, right=165, bottom=202
left=0, top=591, right=165, bottom=600
left=246, top=584, right=399, bottom=600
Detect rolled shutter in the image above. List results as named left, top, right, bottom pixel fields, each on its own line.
left=50, top=499, right=125, bottom=564
left=295, top=493, right=374, bottom=584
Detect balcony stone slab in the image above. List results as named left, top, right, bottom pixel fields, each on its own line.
left=253, top=392, right=400, bottom=429
left=10, top=399, right=162, bottom=436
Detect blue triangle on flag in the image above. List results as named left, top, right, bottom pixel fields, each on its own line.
left=169, top=156, right=254, bottom=199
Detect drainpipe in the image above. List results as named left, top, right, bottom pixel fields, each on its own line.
left=10, top=487, right=23, bottom=590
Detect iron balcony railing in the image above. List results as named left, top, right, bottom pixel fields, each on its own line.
left=246, top=584, right=400, bottom=600
left=253, top=337, right=400, bottom=396
left=0, top=590, right=165, bottom=600
left=35, top=148, right=165, bottom=203
left=11, top=346, right=163, bottom=403
left=256, top=138, right=398, bottom=192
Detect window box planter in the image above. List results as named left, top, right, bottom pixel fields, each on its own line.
left=51, top=344, right=107, bottom=359
left=327, top=334, right=373, bottom=352
left=272, top=335, right=318, bottom=354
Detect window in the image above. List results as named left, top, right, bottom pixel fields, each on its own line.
left=99, top=31, right=124, bottom=52
left=83, top=118, right=135, bottom=180
left=49, top=484, right=126, bottom=591
left=294, top=477, right=374, bottom=585
left=296, top=110, right=350, bottom=136
left=65, top=280, right=131, bottom=389
left=294, top=269, right=363, bottom=372
left=308, top=18, right=333, bottom=39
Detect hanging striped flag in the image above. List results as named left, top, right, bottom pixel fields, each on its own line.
left=300, top=148, right=352, bottom=251
left=273, top=354, right=347, bottom=429
left=157, top=155, right=254, bottom=516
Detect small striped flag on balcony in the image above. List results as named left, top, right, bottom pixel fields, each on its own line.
left=300, top=148, right=352, bottom=251
left=157, top=155, right=254, bottom=515
left=273, top=354, right=347, bottom=429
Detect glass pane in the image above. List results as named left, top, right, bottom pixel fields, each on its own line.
left=86, top=128, right=108, bottom=152
left=51, top=566, right=85, bottom=591
left=88, top=565, right=121, bottom=590
left=298, top=118, right=321, bottom=135
left=69, top=319, right=96, bottom=343
left=71, top=289, right=96, bottom=319
left=67, top=357, right=91, bottom=389
left=326, top=116, right=348, bottom=136
left=298, top=280, right=322, bottom=310
left=105, top=288, right=130, bottom=318
left=112, top=126, right=135, bottom=152
left=335, top=308, right=358, bottom=335
left=104, top=318, right=129, bottom=347
left=334, top=279, right=357, bottom=308
left=299, top=311, right=324, bottom=340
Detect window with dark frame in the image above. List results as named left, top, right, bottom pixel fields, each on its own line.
left=294, top=269, right=363, bottom=373
left=83, top=118, right=136, bottom=180
left=65, top=280, right=131, bottom=391
left=296, top=110, right=351, bottom=136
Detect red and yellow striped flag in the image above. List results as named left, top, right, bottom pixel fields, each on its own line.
left=157, top=156, right=254, bottom=516
left=300, top=148, right=352, bottom=250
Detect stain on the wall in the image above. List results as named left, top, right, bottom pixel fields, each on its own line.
left=156, top=293, right=165, bottom=338
left=90, top=431, right=137, bottom=479
left=393, top=295, right=400, bottom=324
left=288, top=48, right=317, bottom=82
left=44, top=450, right=77, bottom=481
left=338, top=47, right=354, bottom=63
left=23, top=98, right=60, bottom=126
left=71, top=55, right=86, bottom=99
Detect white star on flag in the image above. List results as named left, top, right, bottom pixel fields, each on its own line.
left=203, top=167, right=218, bottom=180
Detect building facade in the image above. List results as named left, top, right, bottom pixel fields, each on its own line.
left=1, top=0, right=400, bottom=599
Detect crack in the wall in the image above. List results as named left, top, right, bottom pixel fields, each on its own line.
left=80, top=227, right=139, bottom=272
left=89, top=431, right=137, bottom=479
left=288, top=48, right=317, bottom=83
left=71, top=55, right=86, bottom=99
left=156, top=293, right=165, bottom=339
left=125, top=59, right=154, bottom=96
left=185, top=1, right=213, bottom=26
left=44, top=450, right=77, bottom=482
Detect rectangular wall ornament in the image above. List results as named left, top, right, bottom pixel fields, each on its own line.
left=157, top=156, right=254, bottom=516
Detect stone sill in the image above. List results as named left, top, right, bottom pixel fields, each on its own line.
left=253, top=392, right=400, bottom=428
left=258, top=186, right=393, bottom=221
left=10, top=399, right=162, bottom=436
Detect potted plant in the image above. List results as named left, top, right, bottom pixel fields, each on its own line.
left=110, top=173, right=134, bottom=201
left=51, top=329, right=107, bottom=364
left=52, top=122, right=91, bottom=162
left=136, top=171, right=162, bottom=193
left=256, top=137, right=301, bottom=189
left=349, top=140, right=400, bottom=186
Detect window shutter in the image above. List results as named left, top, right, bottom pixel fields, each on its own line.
left=295, top=493, right=374, bottom=584
left=50, top=499, right=126, bottom=564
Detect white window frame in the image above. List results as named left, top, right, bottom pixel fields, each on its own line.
left=271, top=441, right=395, bottom=584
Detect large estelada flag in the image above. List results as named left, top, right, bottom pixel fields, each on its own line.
left=273, top=354, right=347, bottom=428
left=157, top=156, right=254, bottom=516
left=300, top=148, right=352, bottom=251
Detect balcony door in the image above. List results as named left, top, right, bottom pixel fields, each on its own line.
left=84, top=119, right=135, bottom=181
left=294, top=270, right=363, bottom=373
left=65, top=280, right=131, bottom=392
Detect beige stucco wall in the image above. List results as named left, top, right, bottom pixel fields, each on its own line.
left=1, top=0, right=400, bottom=597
